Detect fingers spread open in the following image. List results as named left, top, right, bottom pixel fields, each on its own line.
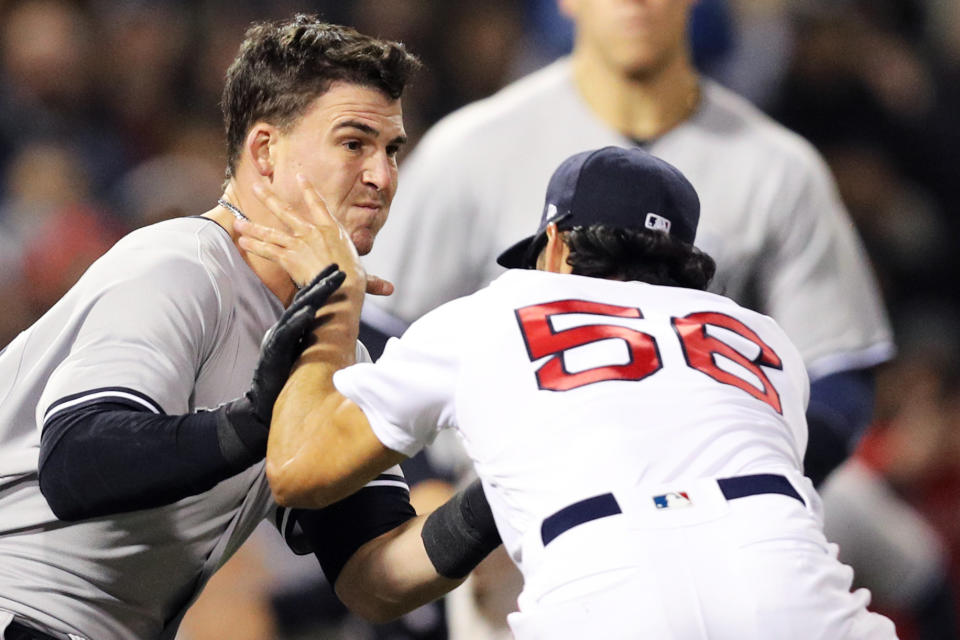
left=235, top=219, right=294, bottom=248
left=297, top=174, right=337, bottom=228
left=251, top=181, right=302, bottom=228
left=237, top=235, right=286, bottom=263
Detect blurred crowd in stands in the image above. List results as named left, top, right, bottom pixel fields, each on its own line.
left=2, top=0, right=959, bottom=638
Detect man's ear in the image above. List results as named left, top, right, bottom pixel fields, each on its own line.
left=245, top=123, right=276, bottom=178
left=541, top=223, right=571, bottom=274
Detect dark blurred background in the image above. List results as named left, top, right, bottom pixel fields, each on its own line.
left=1, top=1, right=959, bottom=639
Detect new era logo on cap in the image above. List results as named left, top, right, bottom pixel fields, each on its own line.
left=496, top=146, right=701, bottom=269
left=543, top=203, right=563, bottom=225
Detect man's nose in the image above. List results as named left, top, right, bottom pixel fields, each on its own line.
left=362, top=152, right=393, bottom=192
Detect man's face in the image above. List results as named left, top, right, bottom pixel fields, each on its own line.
left=560, top=0, right=695, bottom=78
left=271, top=82, right=406, bottom=255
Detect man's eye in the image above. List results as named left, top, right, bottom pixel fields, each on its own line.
left=386, top=145, right=400, bottom=158
left=344, top=140, right=362, bottom=151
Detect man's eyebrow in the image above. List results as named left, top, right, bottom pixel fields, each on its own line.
left=334, top=120, right=407, bottom=146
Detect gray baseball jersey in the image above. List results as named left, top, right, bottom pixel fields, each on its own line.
left=0, top=217, right=383, bottom=640
left=365, top=58, right=893, bottom=380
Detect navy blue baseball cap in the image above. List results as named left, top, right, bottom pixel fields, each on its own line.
left=496, top=146, right=701, bottom=268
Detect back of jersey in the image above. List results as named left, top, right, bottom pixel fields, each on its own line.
left=335, top=269, right=810, bottom=572
left=455, top=271, right=809, bottom=549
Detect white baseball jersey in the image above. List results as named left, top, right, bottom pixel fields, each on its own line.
left=366, top=58, right=894, bottom=380
left=334, top=270, right=898, bottom=639
left=337, top=270, right=809, bottom=562
left=0, top=217, right=388, bottom=640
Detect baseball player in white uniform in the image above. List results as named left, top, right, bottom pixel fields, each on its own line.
left=364, top=2, right=940, bottom=626
left=364, top=0, right=894, bottom=487
left=0, top=17, right=501, bottom=640
left=239, top=146, right=899, bottom=639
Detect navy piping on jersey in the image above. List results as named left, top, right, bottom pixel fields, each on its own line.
left=363, top=473, right=409, bottom=491
left=44, top=386, right=164, bottom=423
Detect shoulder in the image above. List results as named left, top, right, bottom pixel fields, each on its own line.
left=91, top=217, right=236, bottom=307
left=692, top=80, right=831, bottom=178
left=109, top=217, right=230, bottom=268
left=672, top=285, right=802, bottom=354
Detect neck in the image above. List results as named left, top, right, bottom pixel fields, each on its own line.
left=570, top=45, right=700, bottom=141
left=204, top=181, right=298, bottom=306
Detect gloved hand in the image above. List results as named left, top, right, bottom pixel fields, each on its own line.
left=216, top=264, right=346, bottom=467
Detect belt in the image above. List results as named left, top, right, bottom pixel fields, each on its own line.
left=541, top=473, right=805, bottom=546
left=4, top=621, right=58, bottom=640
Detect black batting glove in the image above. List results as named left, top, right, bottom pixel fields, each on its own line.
left=216, top=264, right=346, bottom=468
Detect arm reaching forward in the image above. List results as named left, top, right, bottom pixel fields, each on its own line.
left=236, top=175, right=398, bottom=507
left=236, top=177, right=502, bottom=620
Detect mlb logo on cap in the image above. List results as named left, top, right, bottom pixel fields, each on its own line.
left=645, top=212, right=672, bottom=234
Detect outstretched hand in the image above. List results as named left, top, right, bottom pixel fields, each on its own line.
left=236, top=175, right=393, bottom=296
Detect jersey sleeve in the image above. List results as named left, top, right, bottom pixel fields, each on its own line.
left=760, top=144, right=894, bottom=379
left=333, top=299, right=468, bottom=457
left=38, top=241, right=222, bottom=423
left=270, top=465, right=415, bottom=585
left=363, top=118, right=492, bottom=322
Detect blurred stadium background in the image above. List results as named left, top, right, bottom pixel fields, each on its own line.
left=1, top=1, right=959, bottom=638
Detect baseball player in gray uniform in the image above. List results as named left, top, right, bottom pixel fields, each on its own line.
left=0, top=17, right=500, bottom=640
left=237, top=146, right=899, bottom=639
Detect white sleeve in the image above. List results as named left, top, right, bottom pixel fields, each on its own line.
left=38, top=245, right=221, bottom=420
left=364, top=120, right=492, bottom=322
left=333, top=301, right=467, bottom=456
left=761, top=145, right=894, bottom=379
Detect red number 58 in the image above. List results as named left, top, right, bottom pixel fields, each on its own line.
left=515, top=300, right=783, bottom=414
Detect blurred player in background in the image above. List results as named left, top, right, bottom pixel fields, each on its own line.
left=369, top=0, right=890, bottom=485
left=239, top=145, right=899, bottom=639
left=0, top=16, right=501, bottom=640
left=362, top=1, right=953, bottom=635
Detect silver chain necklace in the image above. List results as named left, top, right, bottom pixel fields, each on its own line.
left=217, top=198, right=249, bottom=221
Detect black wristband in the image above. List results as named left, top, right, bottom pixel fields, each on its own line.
left=216, top=396, right=269, bottom=469
left=421, top=479, right=502, bottom=579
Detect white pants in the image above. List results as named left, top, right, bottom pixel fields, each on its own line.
left=508, top=474, right=899, bottom=640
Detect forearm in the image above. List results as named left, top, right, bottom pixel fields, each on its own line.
left=335, top=514, right=463, bottom=622
left=39, top=402, right=264, bottom=520
left=268, top=390, right=406, bottom=508
left=336, top=480, right=501, bottom=620
left=334, top=479, right=502, bottom=622
left=267, top=289, right=392, bottom=508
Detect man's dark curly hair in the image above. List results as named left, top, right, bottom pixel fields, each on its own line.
left=221, top=15, right=421, bottom=179
left=561, top=225, right=716, bottom=290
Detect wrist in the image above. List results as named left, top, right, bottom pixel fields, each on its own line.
left=420, top=479, right=502, bottom=579
left=216, top=397, right=269, bottom=470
